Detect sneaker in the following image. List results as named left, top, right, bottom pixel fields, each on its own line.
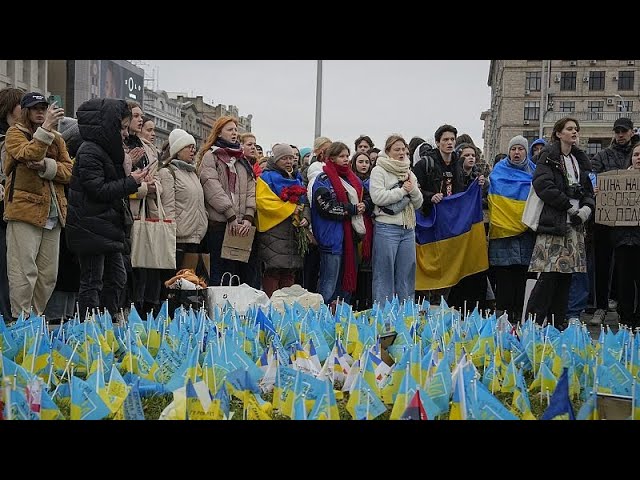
left=590, top=309, right=606, bottom=326
left=608, top=299, right=618, bottom=312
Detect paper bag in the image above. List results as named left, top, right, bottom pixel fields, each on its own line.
left=221, top=226, right=256, bottom=263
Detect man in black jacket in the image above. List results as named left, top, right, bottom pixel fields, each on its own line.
left=590, top=117, right=640, bottom=325
left=66, top=99, right=146, bottom=319
left=412, top=124, right=464, bottom=217
left=412, top=124, right=464, bottom=304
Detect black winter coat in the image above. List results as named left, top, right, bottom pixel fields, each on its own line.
left=65, top=99, right=139, bottom=255
left=591, top=134, right=639, bottom=173
left=533, top=142, right=595, bottom=236
left=412, top=149, right=464, bottom=216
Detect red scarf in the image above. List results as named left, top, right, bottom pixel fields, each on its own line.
left=323, top=161, right=363, bottom=294
left=214, top=147, right=244, bottom=192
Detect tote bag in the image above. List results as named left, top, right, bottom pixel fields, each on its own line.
left=521, top=186, right=544, bottom=232
left=131, top=188, right=177, bottom=269
left=205, top=272, right=270, bottom=315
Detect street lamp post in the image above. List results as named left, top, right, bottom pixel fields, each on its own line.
left=614, top=94, right=627, bottom=113
left=314, top=60, right=323, bottom=139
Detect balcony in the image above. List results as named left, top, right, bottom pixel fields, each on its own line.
left=543, top=111, right=640, bottom=125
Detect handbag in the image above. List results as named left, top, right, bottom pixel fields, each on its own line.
left=521, top=186, right=544, bottom=232
left=205, top=272, right=270, bottom=315
left=130, top=188, right=177, bottom=269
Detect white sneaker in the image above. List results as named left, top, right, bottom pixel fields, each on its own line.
left=608, top=299, right=618, bottom=312
left=590, top=309, right=606, bottom=326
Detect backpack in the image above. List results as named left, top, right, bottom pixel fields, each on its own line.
left=413, top=142, right=435, bottom=172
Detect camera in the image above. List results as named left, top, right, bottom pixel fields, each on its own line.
left=566, top=183, right=584, bottom=200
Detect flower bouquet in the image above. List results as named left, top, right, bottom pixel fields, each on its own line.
left=279, top=185, right=311, bottom=256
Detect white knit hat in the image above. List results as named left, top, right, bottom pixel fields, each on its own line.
left=169, top=128, right=196, bottom=157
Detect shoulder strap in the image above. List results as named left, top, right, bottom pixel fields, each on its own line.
left=165, top=163, right=177, bottom=182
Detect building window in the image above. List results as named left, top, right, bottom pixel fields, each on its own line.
left=618, top=71, right=634, bottom=90
left=524, top=101, right=540, bottom=121
left=586, top=141, right=603, bottom=158
left=560, top=71, right=577, bottom=91
left=525, top=71, right=541, bottom=91
left=523, top=130, right=539, bottom=146
left=560, top=101, right=575, bottom=113
left=588, top=101, right=604, bottom=112
left=589, top=71, right=605, bottom=91
left=618, top=100, right=633, bottom=112
left=587, top=101, right=604, bottom=120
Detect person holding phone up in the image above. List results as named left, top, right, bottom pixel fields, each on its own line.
left=3, top=92, right=73, bottom=320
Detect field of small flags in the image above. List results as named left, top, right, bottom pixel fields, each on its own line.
left=1, top=296, right=639, bottom=420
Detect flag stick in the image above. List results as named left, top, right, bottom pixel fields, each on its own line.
left=51, top=341, right=80, bottom=398
left=3, top=377, right=11, bottom=420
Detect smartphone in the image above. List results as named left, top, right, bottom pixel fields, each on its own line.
left=47, top=95, right=64, bottom=108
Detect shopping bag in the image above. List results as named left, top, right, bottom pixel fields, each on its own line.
left=522, top=187, right=544, bottom=232
left=205, top=272, right=270, bottom=315
left=221, top=225, right=256, bottom=263
left=130, top=190, right=176, bottom=269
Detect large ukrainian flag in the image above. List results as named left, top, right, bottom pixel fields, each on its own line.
left=415, top=180, right=488, bottom=290
left=487, top=159, right=535, bottom=240
left=255, top=174, right=297, bottom=233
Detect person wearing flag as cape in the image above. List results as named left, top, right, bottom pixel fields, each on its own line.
left=255, top=143, right=311, bottom=297
left=487, top=135, right=536, bottom=324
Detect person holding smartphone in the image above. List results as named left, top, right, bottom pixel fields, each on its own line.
left=65, top=98, right=146, bottom=319
left=122, top=101, right=163, bottom=315
left=3, top=92, right=73, bottom=320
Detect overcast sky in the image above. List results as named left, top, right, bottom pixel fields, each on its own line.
left=142, top=60, right=491, bottom=155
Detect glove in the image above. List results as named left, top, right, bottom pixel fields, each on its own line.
left=570, top=206, right=591, bottom=225
left=567, top=205, right=579, bottom=216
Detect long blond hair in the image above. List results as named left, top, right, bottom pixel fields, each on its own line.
left=196, top=115, right=238, bottom=169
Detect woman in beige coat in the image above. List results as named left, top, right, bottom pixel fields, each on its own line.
left=197, top=116, right=258, bottom=288
left=159, top=129, right=207, bottom=276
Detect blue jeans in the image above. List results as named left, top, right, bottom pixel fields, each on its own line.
left=566, top=273, right=589, bottom=319
left=566, top=239, right=594, bottom=319
left=372, top=222, right=416, bottom=305
left=318, top=252, right=343, bottom=304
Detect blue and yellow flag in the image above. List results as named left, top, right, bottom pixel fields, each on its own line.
left=487, top=159, right=535, bottom=240
left=255, top=173, right=298, bottom=232
left=415, top=180, right=489, bottom=290
left=540, top=367, right=576, bottom=420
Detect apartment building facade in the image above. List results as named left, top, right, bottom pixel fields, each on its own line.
left=483, top=60, right=640, bottom=163
left=0, top=60, right=48, bottom=95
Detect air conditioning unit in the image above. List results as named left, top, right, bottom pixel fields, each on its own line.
left=554, top=74, right=561, bottom=83
left=606, top=98, right=615, bottom=105
left=583, top=76, right=590, bottom=82
left=523, top=120, right=530, bottom=125
left=569, top=61, right=577, bottom=66
left=590, top=60, right=597, bottom=65
left=524, top=89, right=531, bottom=96
left=628, top=60, right=635, bottom=66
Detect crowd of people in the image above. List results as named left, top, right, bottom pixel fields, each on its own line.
left=0, top=87, right=638, bottom=331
